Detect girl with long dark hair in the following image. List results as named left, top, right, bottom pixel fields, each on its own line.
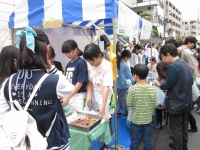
left=117, top=50, right=135, bottom=117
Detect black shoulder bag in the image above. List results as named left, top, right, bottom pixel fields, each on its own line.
left=165, top=98, right=186, bottom=115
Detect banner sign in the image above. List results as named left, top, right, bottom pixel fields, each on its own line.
left=117, top=2, right=139, bottom=37
left=140, top=19, right=152, bottom=40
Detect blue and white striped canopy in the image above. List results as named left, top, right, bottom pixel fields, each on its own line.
left=9, top=0, right=118, bottom=34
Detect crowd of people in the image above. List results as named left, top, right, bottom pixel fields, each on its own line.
left=0, top=27, right=114, bottom=150
left=114, top=37, right=200, bottom=150
left=0, top=26, right=200, bottom=150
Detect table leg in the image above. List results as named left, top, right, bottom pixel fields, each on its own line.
left=160, top=113, right=162, bottom=130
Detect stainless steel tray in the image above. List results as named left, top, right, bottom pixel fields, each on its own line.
left=68, top=112, right=102, bottom=132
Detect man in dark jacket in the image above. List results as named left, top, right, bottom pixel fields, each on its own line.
left=154, top=44, right=193, bottom=150
left=165, top=38, right=198, bottom=134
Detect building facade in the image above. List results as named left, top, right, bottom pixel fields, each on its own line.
left=164, top=0, right=183, bottom=38
left=182, top=20, right=200, bottom=37
left=120, top=0, right=183, bottom=39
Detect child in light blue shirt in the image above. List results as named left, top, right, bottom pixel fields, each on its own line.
left=117, top=50, right=135, bottom=117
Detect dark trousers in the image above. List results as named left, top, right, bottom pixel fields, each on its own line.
left=188, top=112, right=197, bottom=130
left=168, top=112, right=188, bottom=150
left=156, top=109, right=162, bottom=123
left=130, top=67, right=134, bottom=75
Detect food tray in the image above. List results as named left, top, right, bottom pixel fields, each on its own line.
left=67, top=112, right=102, bottom=132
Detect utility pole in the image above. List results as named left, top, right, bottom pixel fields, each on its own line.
left=164, top=0, right=172, bottom=39
left=171, top=22, right=173, bottom=37
left=196, top=7, right=199, bottom=37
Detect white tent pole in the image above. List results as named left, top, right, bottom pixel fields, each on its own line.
left=92, top=23, right=111, bottom=40
left=10, top=29, right=14, bottom=45
left=150, top=32, right=152, bottom=72
left=82, top=29, right=92, bottom=43
left=90, top=29, right=94, bottom=43
left=92, top=23, right=125, bottom=46
left=118, top=37, right=127, bottom=44
left=112, top=18, right=119, bottom=149
left=93, top=36, right=101, bottom=44
left=117, top=39, right=125, bottom=46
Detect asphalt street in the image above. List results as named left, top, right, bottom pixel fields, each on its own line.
left=138, top=109, right=200, bottom=150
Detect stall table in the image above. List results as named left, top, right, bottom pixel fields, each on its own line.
left=69, top=121, right=111, bottom=150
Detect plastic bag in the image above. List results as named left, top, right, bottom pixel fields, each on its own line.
left=126, top=107, right=132, bottom=128
left=192, top=83, right=199, bottom=102
left=154, top=86, right=166, bottom=106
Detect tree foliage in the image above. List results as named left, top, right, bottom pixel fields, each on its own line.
left=182, top=35, right=186, bottom=39
left=139, top=12, right=152, bottom=22
left=176, top=35, right=186, bottom=41
left=152, top=25, right=159, bottom=37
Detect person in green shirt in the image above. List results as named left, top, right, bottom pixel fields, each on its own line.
left=127, top=64, right=158, bottom=150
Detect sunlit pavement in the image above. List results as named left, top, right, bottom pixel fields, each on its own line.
left=151, top=109, right=200, bottom=150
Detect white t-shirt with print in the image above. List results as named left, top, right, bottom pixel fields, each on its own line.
left=87, top=59, right=113, bottom=92
left=87, top=59, right=114, bottom=114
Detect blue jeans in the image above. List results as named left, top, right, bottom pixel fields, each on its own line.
left=130, top=121, right=153, bottom=150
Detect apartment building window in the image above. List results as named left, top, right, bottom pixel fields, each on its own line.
left=185, top=26, right=189, bottom=30
left=153, top=15, right=158, bottom=23
left=192, top=32, right=196, bottom=35
left=192, top=26, right=196, bottom=29
left=137, top=0, right=143, bottom=3
left=158, top=15, right=163, bottom=25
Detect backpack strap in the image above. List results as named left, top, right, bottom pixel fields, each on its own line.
left=24, top=73, right=57, bottom=139
left=45, top=112, right=57, bottom=140
left=8, top=74, right=16, bottom=111
left=24, top=74, right=49, bottom=111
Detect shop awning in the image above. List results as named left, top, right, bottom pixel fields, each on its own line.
left=9, top=0, right=118, bottom=35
